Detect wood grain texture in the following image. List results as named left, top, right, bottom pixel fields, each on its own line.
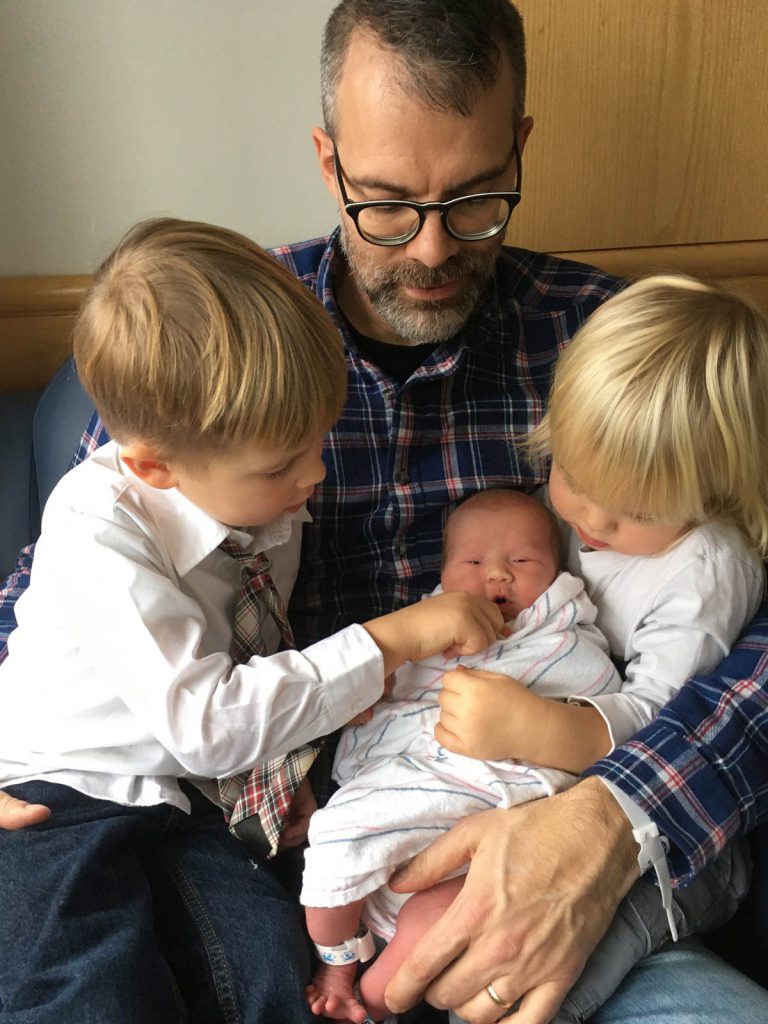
left=510, top=0, right=768, bottom=252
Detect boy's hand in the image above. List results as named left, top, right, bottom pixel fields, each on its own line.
left=437, top=667, right=611, bottom=772
left=364, top=593, right=506, bottom=677
left=436, top=665, right=550, bottom=762
left=0, top=789, right=51, bottom=830
left=278, top=777, right=317, bottom=850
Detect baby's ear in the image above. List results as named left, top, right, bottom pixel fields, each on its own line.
left=119, top=442, right=178, bottom=490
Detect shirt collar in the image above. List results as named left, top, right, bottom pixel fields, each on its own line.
left=112, top=445, right=310, bottom=577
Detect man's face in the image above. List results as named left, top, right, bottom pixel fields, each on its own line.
left=315, top=33, right=531, bottom=345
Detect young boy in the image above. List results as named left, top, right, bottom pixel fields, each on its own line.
left=0, top=218, right=504, bottom=1022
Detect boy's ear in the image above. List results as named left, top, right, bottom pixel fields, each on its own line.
left=119, top=442, right=178, bottom=490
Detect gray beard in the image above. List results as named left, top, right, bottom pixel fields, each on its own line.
left=339, top=224, right=499, bottom=345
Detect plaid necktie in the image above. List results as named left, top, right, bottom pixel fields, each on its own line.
left=217, top=538, right=318, bottom=858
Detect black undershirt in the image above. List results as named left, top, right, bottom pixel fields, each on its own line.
left=343, top=317, right=438, bottom=384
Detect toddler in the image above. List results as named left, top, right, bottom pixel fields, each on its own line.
left=0, top=218, right=504, bottom=1020
left=302, top=275, right=768, bottom=1023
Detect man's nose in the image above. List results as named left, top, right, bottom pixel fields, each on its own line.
left=403, top=211, right=461, bottom=268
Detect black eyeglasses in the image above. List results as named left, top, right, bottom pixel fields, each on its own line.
left=333, top=142, right=522, bottom=247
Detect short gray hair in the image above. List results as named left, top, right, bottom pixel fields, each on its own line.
left=321, top=0, right=526, bottom=137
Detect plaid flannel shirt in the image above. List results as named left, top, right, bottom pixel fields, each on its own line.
left=1, top=230, right=766, bottom=883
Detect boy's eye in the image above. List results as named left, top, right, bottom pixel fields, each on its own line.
left=627, top=512, right=654, bottom=524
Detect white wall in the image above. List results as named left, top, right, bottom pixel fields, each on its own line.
left=0, top=0, right=339, bottom=275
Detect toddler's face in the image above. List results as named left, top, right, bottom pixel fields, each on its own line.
left=441, top=503, right=558, bottom=621
left=167, top=430, right=327, bottom=528
left=549, top=462, right=687, bottom=556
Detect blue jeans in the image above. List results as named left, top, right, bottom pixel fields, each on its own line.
left=0, top=780, right=315, bottom=1023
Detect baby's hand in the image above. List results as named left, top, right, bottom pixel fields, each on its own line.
left=278, top=777, right=318, bottom=850
left=436, top=665, right=550, bottom=761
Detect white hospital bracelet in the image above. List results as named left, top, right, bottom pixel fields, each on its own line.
left=598, top=778, right=679, bottom=942
left=314, top=926, right=377, bottom=966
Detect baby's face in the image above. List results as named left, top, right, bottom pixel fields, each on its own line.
left=441, top=504, right=558, bottom=621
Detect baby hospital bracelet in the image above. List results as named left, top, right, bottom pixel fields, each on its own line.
left=314, top=926, right=377, bottom=966
left=598, top=778, right=679, bottom=942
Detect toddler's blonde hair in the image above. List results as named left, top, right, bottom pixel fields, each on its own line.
left=530, top=274, right=768, bottom=556
left=73, top=218, right=347, bottom=458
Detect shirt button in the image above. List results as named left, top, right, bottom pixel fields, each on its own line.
left=395, top=540, right=407, bottom=557
left=394, top=469, right=409, bottom=485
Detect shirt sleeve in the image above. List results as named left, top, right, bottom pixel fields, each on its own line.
left=0, top=409, right=108, bottom=663
left=584, top=599, right=768, bottom=886
left=52, top=510, right=384, bottom=778
left=576, top=550, right=763, bottom=750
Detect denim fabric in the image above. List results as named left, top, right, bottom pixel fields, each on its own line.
left=0, top=781, right=314, bottom=1023
left=449, top=939, right=768, bottom=1024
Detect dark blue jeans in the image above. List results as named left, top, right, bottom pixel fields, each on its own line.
left=0, top=781, right=315, bottom=1023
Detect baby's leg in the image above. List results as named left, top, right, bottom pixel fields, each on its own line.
left=305, top=899, right=371, bottom=1022
left=360, top=876, right=465, bottom=1020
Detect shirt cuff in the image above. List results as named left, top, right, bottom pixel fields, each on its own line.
left=302, top=622, right=385, bottom=728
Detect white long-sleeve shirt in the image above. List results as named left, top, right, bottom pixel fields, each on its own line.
left=0, top=441, right=383, bottom=811
left=564, top=521, right=764, bottom=748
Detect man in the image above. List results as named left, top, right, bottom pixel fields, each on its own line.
left=2, top=2, right=767, bottom=1022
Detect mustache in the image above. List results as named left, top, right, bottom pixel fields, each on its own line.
left=372, top=252, right=492, bottom=290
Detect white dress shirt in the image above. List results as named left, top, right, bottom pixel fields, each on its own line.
left=0, top=441, right=383, bottom=811
left=565, top=521, right=764, bottom=748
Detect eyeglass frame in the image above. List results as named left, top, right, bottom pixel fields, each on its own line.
left=332, top=140, right=523, bottom=247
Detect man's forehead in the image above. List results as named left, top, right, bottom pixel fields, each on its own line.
left=333, top=32, right=518, bottom=190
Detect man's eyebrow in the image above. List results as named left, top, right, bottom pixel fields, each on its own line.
left=347, top=142, right=517, bottom=199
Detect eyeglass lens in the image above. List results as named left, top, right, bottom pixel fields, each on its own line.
left=356, top=195, right=512, bottom=244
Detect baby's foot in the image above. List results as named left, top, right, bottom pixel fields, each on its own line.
left=305, top=962, right=371, bottom=1022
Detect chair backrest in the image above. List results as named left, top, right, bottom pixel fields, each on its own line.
left=32, top=358, right=97, bottom=513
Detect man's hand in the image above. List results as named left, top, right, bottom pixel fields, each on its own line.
left=278, top=777, right=317, bottom=850
left=384, top=778, right=640, bottom=1024
left=0, top=789, right=51, bottom=830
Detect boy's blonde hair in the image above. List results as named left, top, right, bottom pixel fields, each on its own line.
left=73, top=218, right=347, bottom=457
left=530, top=274, right=768, bottom=556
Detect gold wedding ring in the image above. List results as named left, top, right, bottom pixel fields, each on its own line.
left=486, top=981, right=514, bottom=1009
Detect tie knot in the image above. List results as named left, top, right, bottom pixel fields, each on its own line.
left=219, top=538, right=272, bottom=576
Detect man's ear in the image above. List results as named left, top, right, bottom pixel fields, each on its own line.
left=517, top=116, right=534, bottom=156
left=312, top=126, right=339, bottom=200
left=119, top=442, right=178, bottom=490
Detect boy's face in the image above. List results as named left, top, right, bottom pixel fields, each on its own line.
left=441, top=503, right=558, bottom=621
left=169, top=430, right=327, bottom=529
left=549, top=462, right=687, bottom=557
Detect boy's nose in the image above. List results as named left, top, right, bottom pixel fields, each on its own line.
left=584, top=506, right=615, bottom=534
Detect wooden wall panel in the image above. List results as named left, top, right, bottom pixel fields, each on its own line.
left=0, top=277, right=89, bottom=392
left=511, top=0, right=768, bottom=253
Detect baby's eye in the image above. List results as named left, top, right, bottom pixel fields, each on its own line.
left=263, top=465, right=291, bottom=479
left=627, top=512, right=654, bottom=524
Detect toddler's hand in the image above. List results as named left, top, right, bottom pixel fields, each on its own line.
left=278, top=777, right=317, bottom=850
left=364, top=592, right=506, bottom=676
left=436, top=665, right=550, bottom=761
